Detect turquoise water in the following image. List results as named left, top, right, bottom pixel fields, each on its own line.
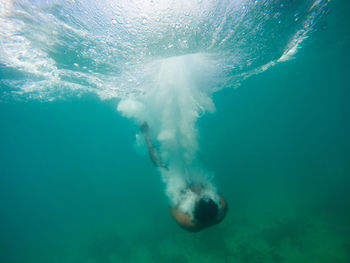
left=1, top=1, right=350, bottom=263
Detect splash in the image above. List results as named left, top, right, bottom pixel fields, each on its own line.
left=118, top=54, right=219, bottom=215
left=0, top=0, right=329, bottom=214
left=0, top=0, right=329, bottom=101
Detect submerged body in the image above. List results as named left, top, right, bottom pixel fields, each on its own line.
left=141, top=122, right=228, bottom=232
left=170, top=189, right=228, bottom=232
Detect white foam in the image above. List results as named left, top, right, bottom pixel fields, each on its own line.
left=278, top=0, right=326, bottom=63
left=0, top=0, right=328, bottom=214
left=0, top=0, right=13, bottom=17
left=117, top=53, right=220, bottom=211
left=278, top=29, right=308, bottom=62
left=1, top=0, right=328, bottom=102
left=117, top=98, right=146, bottom=120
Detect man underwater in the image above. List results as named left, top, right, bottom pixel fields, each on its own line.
left=140, top=122, right=228, bottom=232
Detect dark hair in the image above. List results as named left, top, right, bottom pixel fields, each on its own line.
left=193, top=198, right=218, bottom=223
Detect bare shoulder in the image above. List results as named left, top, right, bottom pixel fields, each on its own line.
left=170, top=208, right=207, bottom=232
left=170, top=208, right=195, bottom=228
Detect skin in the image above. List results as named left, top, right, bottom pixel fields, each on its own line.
left=140, top=122, right=168, bottom=169
left=141, top=122, right=228, bottom=232
left=170, top=195, right=228, bottom=232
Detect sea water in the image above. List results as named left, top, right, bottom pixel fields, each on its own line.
left=0, top=1, right=349, bottom=263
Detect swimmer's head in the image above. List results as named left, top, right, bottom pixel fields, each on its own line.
left=193, top=198, right=218, bottom=223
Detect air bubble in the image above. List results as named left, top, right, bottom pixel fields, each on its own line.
left=180, top=40, right=188, bottom=48
left=141, top=18, right=148, bottom=25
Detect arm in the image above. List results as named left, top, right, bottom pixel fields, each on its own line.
left=140, top=122, right=168, bottom=170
